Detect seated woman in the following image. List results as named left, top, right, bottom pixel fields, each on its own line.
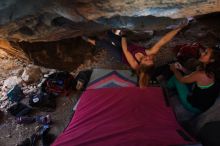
left=82, top=27, right=183, bottom=87
left=168, top=45, right=220, bottom=113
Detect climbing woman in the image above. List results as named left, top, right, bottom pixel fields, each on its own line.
left=82, top=26, right=184, bottom=87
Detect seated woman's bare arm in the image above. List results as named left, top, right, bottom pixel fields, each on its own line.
left=121, top=37, right=138, bottom=70
left=170, top=64, right=199, bottom=83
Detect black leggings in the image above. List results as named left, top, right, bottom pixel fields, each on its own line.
left=152, top=64, right=173, bottom=80
left=95, top=31, right=123, bottom=61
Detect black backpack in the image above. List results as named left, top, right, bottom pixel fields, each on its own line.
left=199, top=121, right=220, bottom=146
left=75, top=70, right=92, bottom=90
left=29, top=90, right=56, bottom=112
left=41, top=72, right=75, bottom=96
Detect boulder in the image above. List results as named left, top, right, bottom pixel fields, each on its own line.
left=0, top=1, right=219, bottom=70
left=11, top=68, right=24, bottom=76
left=21, top=66, right=42, bottom=84
left=0, top=0, right=219, bottom=42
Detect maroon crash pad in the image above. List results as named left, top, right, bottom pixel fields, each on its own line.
left=53, top=87, right=195, bottom=146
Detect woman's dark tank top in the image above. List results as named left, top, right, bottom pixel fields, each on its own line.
left=122, top=43, right=147, bottom=65
left=187, top=83, right=220, bottom=112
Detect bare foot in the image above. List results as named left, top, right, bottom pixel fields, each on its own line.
left=115, top=30, right=121, bottom=35
left=166, top=17, right=193, bottom=29
left=81, top=36, right=96, bottom=45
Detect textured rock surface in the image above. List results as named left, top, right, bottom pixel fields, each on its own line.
left=1, top=13, right=220, bottom=70
left=21, top=65, right=42, bottom=84
left=0, top=1, right=220, bottom=70
left=0, top=13, right=220, bottom=145
left=0, top=0, right=220, bottom=42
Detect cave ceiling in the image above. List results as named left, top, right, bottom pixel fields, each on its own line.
left=0, top=0, right=220, bottom=42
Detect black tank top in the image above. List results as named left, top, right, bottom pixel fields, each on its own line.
left=187, top=83, right=220, bottom=112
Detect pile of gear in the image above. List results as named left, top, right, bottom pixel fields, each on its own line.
left=0, top=63, right=92, bottom=146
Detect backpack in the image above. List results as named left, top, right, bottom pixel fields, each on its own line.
left=41, top=72, right=75, bottom=96
left=199, top=121, right=220, bottom=146
left=29, top=90, right=56, bottom=112
left=173, top=42, right=204, bottom=71
left=75, top=70, right=92, bottom=90
left=173, top=42, right=205, bottom=62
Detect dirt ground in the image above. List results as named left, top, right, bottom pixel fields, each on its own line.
left=0, top=47, right=127, bottom=146
left=0, top=13, right=220, bottom=146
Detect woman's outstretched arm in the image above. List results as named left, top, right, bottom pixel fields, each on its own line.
left=121, top=36, right=138, bottom=70
left=146, top=27, right=183, bottom=55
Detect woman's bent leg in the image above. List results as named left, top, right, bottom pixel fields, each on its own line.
left=95, top=39, right=122, bottom=61
left=167, top=76, right=200, bottom=113
left=107, top=30, right=122, bottom=48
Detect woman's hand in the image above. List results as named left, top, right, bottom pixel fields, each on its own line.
left=174, top=62, right=183, bottom=70
left=120, top=30, right=126, bottom=37
left=145, top=49, right=151, bottom=55
left=169, top=63, right=177, bottom=72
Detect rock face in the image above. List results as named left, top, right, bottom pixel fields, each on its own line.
left=0, top=0, right=220, bottom=69
left=21, top=65, right=42, bottom=84
left=2, top=76, right=22, bottom=91
left=0, top=0, right=220, bottom=42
